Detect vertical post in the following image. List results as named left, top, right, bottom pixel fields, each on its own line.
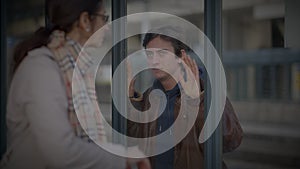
left=283, top=64, right=291, bottom=100
left=235, top=67, right=240, bottom=99
left=256, top=65, right=263, bottom=99
left=270, top=65, right=277, bottom=99
left=0, top=0, right=7, bottom=159
left=241, top=67, right=247, bottom=99
left=112, top=0, right=127, bottom=144
left=204, top=0, right=222, bottom=169
left=45, top=0, right=51, bottom=30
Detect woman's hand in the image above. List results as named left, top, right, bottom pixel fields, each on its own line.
left=126, top=158, right=151, bottom=169
left=125, top=146, right=151, bottom=169
left=136, top=158, right=151, bottom=169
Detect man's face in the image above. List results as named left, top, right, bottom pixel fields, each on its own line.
left=145, top=36, right=181, bottom=81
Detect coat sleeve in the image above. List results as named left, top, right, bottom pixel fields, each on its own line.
left=20, top=54, right=126, bottom=169
left=222, top=98, right=243, bottom=153
left=198, top=77, right=243, bottom=153
left=127, top=90, right=148, bottom=139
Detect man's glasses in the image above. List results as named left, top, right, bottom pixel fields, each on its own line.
left=92, top=13, right=109, bottom=22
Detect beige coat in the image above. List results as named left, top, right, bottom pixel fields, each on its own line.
left=1, top=47, right=126, bottom=169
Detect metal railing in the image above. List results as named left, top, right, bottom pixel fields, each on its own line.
left=223, top=48, right=300, bottom=101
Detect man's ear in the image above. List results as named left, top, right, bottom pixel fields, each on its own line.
left=177, top=49, right=186, bottom=63
left=78, top=12, right=92, bottom=31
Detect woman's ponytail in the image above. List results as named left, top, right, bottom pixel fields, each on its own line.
left=13, top=27, right=50, bottom=73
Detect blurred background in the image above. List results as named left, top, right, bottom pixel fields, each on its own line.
left=1, top=0, right=300, bottom=169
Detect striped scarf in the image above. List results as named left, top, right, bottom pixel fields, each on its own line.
left=48, top=30, right=106, bottom=143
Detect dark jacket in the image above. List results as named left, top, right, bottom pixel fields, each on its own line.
left=127, top=80, right=243, bottom=169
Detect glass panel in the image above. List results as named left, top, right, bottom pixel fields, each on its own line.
left=5, top=0, right=299, bottom=169
left=222, top=0, right=300, bottom=169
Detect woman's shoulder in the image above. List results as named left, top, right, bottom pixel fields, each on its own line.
left=9, top=46, right=66, bottom=103
left=17, top=46, right=58, bottom=74
left=11, top=46, right=63, bottom=90
left=27, top=46, right=55, bottom=61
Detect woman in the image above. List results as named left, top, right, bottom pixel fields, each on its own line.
left=1, top=0, right=150, bottom=169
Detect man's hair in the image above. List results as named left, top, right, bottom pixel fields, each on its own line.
left=142, top=26, right=190, bottom=58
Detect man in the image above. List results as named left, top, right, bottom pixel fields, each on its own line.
left=127, top=26, right=243, bottom=169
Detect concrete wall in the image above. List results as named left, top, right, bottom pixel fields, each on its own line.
left=285, top=0, right=300, bottom=49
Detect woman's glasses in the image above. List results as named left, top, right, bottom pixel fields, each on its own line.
left=92, top=13, right=109, bottom=22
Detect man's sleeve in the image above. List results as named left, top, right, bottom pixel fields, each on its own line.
left=222, top=98, right=243, bottom=153
left=127, top=90, right=147, bottom=139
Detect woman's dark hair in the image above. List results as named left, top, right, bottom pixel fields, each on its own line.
left=13, top=0, right=103, bottom=72
left=142, top=26, right=190, bottom=58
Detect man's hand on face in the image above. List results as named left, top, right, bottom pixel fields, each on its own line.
left=177, top=50, right=201, bottom=99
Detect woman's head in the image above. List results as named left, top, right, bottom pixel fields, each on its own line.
left=47, top=0, right=108, bottom=41
left=13, top=0, right=107, bottom=72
